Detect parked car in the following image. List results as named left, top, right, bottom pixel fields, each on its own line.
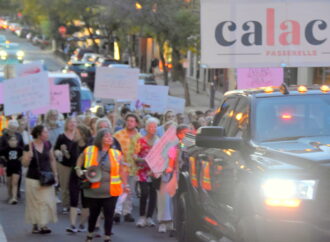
left=138, top=73, right=157, bottom=85
left=81, top=53, right=102, bottom=63
left=70, top=48, right=95, bottom=61
left=177, top=84, right=330, bottom=242
left=95, top=56, right=121, bottom=66
left=62, top=61, right=96, bottom=92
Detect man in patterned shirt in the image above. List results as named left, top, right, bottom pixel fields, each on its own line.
left=113, top=113, right=141, bottom=223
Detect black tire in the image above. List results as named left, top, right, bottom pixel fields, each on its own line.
left=235, top=216, right=258, bottom=242
left=176, top=192, right=197, bottom=242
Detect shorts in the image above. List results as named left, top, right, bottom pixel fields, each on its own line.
left=6, top=162, right=22, bottom=177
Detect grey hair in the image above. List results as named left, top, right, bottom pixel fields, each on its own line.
left=95, top=117, right=112, bottom=131
left=145, top=117, right=159, bottom=127
left=45, top=109, right=59, bottom=123
left=94, top=128, right=112, bottom=150
left=8, top=120, right=19, bottom=129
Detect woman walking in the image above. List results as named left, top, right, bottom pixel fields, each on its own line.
left=22, top=125, right=58, bottom=234
left=75, top=128, right=129, bottom=242
left=134, top=118, right=159, bottom=228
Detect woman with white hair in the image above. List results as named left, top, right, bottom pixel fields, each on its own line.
left=134, top=117, right=159, bottom=228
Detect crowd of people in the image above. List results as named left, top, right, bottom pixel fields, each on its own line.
left=0, top=106, right=214, bottom=241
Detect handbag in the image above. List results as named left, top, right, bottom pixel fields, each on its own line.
left=34, top=143, right=56, bottom=186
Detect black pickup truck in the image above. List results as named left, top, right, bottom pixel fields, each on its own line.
left=176, top=85, right=330, bottom=242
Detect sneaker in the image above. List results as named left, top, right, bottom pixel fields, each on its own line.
left=8, top=198, right=17, bottom=205
left=78, top=224, right=87, bottom=232
left=146, top=217, right=156, bottom=227
left=94, top=227, right=101, bottom=238
left=124, top=213, right=135, bottom=222
left=62, top=207, right=69, bottom=215
left=136, top=216, right=146, bottom=228
left=66, top=225, right=78, bottom=233
left=113, top=213, right=121, bottom=224
left=158, top=223, right=167, bottom=233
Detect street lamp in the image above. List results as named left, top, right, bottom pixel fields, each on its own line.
left=135, top=2, right=142, bottom=10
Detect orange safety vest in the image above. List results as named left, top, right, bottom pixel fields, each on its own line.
left=0, top=116, right=9, bottom=136
left=189, top=156, right=198, bottom=188
left=84, top=146, right=123, bottom=196
left=201, top=160, right=212, bottom=191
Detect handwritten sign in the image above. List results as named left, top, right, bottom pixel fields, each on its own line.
left=133, top=85, right=169, bottom=113
left=4, top=72, right=50, bottom=115
left=167, top=96, right=185, bottom=114
left=237, top=68, right=283, bottom=89
left=94, top=67, right=139, bottom=100
left=0, top=83, right=3, bottom=104
left=32, top=84, right=71, bottom=115
left=15, top=61, right=44, bottom=77
left=145, top=125, right=179, bottom=178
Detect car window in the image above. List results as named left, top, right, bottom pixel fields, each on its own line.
left=213, top=97, right=239, bottom=135
left=226, top=97, right=250, bottom=137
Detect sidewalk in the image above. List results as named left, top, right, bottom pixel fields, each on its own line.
left=156, top=75, right=224, bottom=112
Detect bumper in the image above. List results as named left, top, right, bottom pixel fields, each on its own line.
left=255, top=216, right=330, bottom=242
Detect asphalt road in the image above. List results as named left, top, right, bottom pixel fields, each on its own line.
left=0, top=30, right=65, bottom=72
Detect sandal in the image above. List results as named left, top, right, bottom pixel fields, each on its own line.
left=39, top=226, right=52, bottom=234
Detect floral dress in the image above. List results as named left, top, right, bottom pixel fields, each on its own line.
left=136, top=137, right=154, bottom=182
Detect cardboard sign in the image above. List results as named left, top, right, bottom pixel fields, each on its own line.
left=15, top=61, right=44, bottom=77
left=145, top=125, right=179, bottom=178
left=0, top=83, right=3, bottom=104
left=237, top=68, right=283, bottom=89
left=201, top=0, right=330, bottom=68
left=167, top=96, right=185, bottom=114
left=94, top=67, right=139, bottom=100
left=133, top=85, right=169, bottom=113
left=4, top=72, right=50, bottom=115
left=33, top=83, right=71, bottom=115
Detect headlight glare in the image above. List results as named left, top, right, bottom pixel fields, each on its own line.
left=16, top=50, right=25, bottom=57
left=262, top=179, right=316, bottom=200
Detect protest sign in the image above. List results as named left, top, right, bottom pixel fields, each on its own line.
left=15, top=61, right=44, bottom=77
left=237, top=68, right=283, bottom=89
left=145, top=125, right=179, bottom=178
left=4, top=72, right=50, bottom=115
left=132, top=85, right=169, bottom=113
left=0, top=83, right=3, bottom=104
left=167, top=96, right=185, bottom=114
left=94, top=67, right=139, bottom=100
left=33, top=83, right=71, bottom=115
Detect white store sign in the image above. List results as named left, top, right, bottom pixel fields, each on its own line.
left=201, top=0, right=330, bottom=68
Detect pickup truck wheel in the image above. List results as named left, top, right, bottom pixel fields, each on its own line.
left=235, top=216, right=258, bottom=242
left=177, top=192, right=197, bottom=242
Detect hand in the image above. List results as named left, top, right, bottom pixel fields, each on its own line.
left=123, top=186, right=131, bottom=194
left=60, top=144, right=67, bottom=152
left=165, top=167, right=173, bottom=173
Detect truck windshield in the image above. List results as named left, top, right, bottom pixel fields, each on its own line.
left=254, top=94, right=330, bottom=142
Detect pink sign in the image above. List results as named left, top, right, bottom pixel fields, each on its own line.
left=145, top=125, right=179, bottom=178
left=33, top=84, right=71, bottom=115
left=237, top=68, right=283, bottom=89
left=0, top=83, right=3, bottom=104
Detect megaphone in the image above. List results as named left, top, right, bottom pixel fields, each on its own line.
left=85, top=166, right=102, bottom=183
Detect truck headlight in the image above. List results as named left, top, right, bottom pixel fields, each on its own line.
left=261, top=179, right=317, bottom=207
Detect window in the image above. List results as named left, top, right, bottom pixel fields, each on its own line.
left=226, top=97, right=250, bottom=137
left=213, top=97, right=239, bottom=135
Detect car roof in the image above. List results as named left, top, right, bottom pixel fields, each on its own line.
left=108, top=64, right=131, bottom=68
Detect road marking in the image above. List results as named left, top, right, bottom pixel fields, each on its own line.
left=0, top=225, right=7, bottom=242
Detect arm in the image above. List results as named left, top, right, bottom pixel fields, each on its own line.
left=119, top=163, right=130, bottom=193
left=22, top=144, right=33, bottom=167
left=74, top=153, right=85, bottom=177
left=49, top=149, right=58, bottom=180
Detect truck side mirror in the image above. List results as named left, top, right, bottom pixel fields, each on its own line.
left=196, top=126, right=242, bottom=149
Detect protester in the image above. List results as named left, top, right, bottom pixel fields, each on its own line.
left=113, top=113, right=141, bottom=223
left=115, top=107, right=130, bottom=132
left=54, top=117, right=77, bottom=214
left=0, top=120, right=24, bottom=151
left=66, top=125, right=92, bottom=233
left=22, top=125, right=58, bottom=234
left=89, top=117, right=99, bottom=137
left=44, top=109, right=64, bottom=146
left=176, top=113, right=185, bottom=125
left=75, top=128, right=129, bottom=242
left=0, top=135, right=23, bottom=204
left=157, top=124, right=190, bottom=233
left=17, top=114, right=32, bottom=145
left=134, top=117, right=159, bottom=228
